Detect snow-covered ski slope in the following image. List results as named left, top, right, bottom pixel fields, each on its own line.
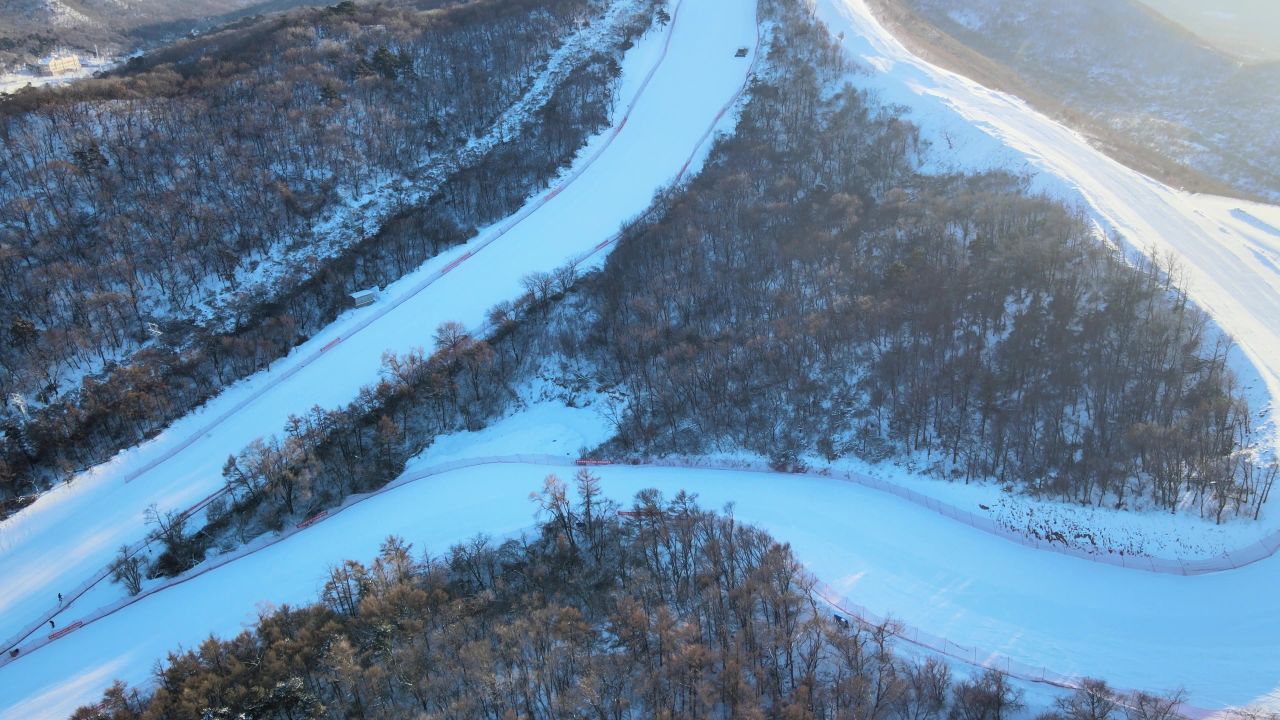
left=4, top=397, right=1280, bottom=716
left=823, top=0, right=1280, bottom=457
left=809, top=2, right=1280, bottom=556
left=6, top=0, right=1280, bottom=713
left=0, top=0, right=758, bottom=673
left=817, top=0, right=1280, bottom=454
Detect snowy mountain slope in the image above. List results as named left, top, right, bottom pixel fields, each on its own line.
left=816, top=0, right=1280, bottom=468
left=187, top=0, right=653, bottom=332
left=0, top=0, right=323, bottom=69
left=1135, top=0, right=1280, bottom=62
left=885, top=0, right=1280, bottom=202
left=3, top=404, right=1280, bottom=715
left=0, top=0, right=759, bottom=662
left=3, top=0, right=1280, bottom=713
left=0, top=0, right=627, bottom=456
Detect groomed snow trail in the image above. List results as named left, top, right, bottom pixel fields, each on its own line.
left=0, top=0, right=758, bottom=658
left=3, top=450, right=1279, bottom=716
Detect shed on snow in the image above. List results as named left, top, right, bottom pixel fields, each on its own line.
left=350, top=287, right=379, bottom=308
left=734, top=47, right=748, bottom=58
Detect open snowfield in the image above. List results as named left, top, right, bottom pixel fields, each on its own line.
left=0, top=0, right=759, bottom=675
left=2, top=404, right=1279, bottom=716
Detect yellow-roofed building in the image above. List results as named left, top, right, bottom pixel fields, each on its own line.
left=38, top=54, right=81, bottom=76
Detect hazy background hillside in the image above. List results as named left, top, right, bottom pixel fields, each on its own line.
left=876, top=0, right=1280, bottom=202
left=0, top=0, right=327, bottom=68
left=1136, top=0, right=1280, bottom=61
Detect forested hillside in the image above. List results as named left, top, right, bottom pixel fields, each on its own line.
left=537, top=0, right=1265, bottom=516
left=78, top=479, right=1178, bottom=720
left=0, top=0, right=331, bottom=71
left=1, top=0, right=1276, bottom=716
left=124, top=0, right=1273, bottom=592
left=109, top=0, right=1273, bottom=601
left=0, top=0, right=656, bottom=510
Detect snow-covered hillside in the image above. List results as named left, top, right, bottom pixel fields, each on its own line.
left=3, top=0, right=1280, bottom=714
left=4, top=404, right=1280, bottom=716
left=892, top=0, right=1280, bottom=202
left=812, top=0, right=1280, bottom=577
left=818, top=0, right=1280, bottom=464
left=0, top=0, right=321, bottom=70
left=0, top=0, right=761, bottom=713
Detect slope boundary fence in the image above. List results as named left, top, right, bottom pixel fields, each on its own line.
left=810, top=582, right=1213, bottom=719
left=629, top=455, right=1280, bottom=575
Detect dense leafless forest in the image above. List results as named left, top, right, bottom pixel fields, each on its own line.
left=541, top=0, right=1266, bottom=517
left=0, top=0, right=656, bottom=511
left=97, top=0, right=1272, bottom=600
left=80, top=478, right=1186, bottom=720
left=105, top=0, right=1276, bottom=591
